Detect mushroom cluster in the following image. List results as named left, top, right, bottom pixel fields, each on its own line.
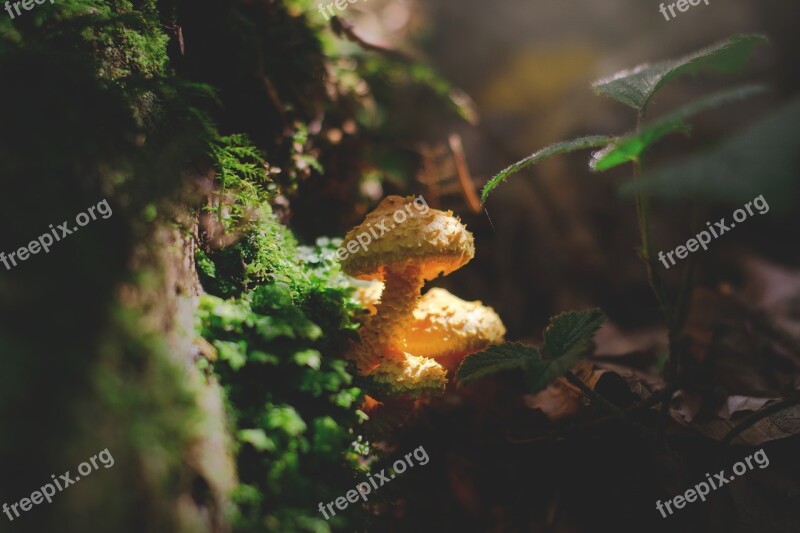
left=341, top=195, right=505, bottom=396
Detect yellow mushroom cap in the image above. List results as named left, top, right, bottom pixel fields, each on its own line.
left=405, top=288, right=506, bottom=359
left=368, top=352, right=448, bottom=396
left=340, top=195, right=475, bottom=281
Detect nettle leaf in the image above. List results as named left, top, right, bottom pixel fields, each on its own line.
left=542, top=308, right=605, bottom=359
left=457, top=310, right=607, bottom=388
left=526, top=339, right=591, bottom=393
left=481, top=135, right=613, bottom=202
left=456, top=342, right=538, bottom=385
left=590, top=122, right=689, bottom=171
left=591, top=85, right=767, bottom=171
left=592, top=34, right=766, bottom=113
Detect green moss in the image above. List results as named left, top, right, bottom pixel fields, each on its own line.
left=196, top=208, right=371, bottom=532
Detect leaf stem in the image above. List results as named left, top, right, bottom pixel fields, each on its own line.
left=634, top=108, right=689, bottom=442
left=674, top=198, right=699, bottom=332
left=632, top=158, right=671, bottom=325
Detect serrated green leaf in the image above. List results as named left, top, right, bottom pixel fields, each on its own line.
left=620, top=97, right=800, bottom=213
left=456, top=342, right=539, bottom=385
left=542, top=308, right=605, bottom=359
left=481, top=136, right=613, bottom=202
left=591, top=85, right=767, bottom=171
left=590, top=122, right=690, bottom=171
left=592, top=34, right=767, bottom=113
left=526, top=339, right=591, bottom=393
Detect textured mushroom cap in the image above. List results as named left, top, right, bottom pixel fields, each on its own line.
left=405, top=288, right=506, bottom=359
left=340, top=195, right=474, bottom=281
left=368, top=352, right=447, bottom=396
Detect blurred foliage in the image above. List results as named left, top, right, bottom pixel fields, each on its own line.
left=359, top=55, right=478, bottom=125
left=0, top=1, right=215, bottom=532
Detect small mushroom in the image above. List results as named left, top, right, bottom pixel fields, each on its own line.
left=406, top=288, right=506, bottom=372
left=341, top=195, right=474, bottom=393
left=352, top=285, right=506, bottom=372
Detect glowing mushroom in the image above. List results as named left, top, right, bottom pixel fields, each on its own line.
left=341, top=195, right=474, bottom=394
left=406, top=288, right=506, bottom=372
left=352, top=284, right=506, bottom=373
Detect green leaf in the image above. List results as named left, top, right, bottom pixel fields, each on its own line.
left=254, top=315, right=296, bottom=341
left=592, top=34, right=767, bottom=113
left=456, top=342, right=539, bottom=385
left=249, top=350, right=279, bottom=365
left=526, top=339, right=591, bottom=393
left=292, top=349, right=321, bottom=370
left=591, top=85, right=767, bottom=171
left=206, top=298, right=251, bottom=330
left=542, top=308, right=605, bottom=359
left=331, top=387, right=361, bottom=409
left=620, top=97, right=800, bottom=213
left=310, top=416, right=345, bottom=456
left=213, top=340, right=248, bottom=370
left=263, top=405, right=307, bottom=437
left=239, top=429, right=277, bottom=452
left=481, top=135, right=613, bottom=202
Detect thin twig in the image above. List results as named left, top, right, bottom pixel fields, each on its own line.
left=448, top=134, right=482, bottom=214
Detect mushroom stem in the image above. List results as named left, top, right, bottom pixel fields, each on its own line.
left=352, top=264, right=423, bottom=373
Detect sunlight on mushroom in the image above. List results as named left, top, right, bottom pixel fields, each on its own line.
left=341, top=195, right=474, bottom=395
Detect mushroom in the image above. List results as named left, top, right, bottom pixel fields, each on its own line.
left=341, top=195, right=474, bottom=394
left=352, top=284, right=506, bottom=372
left=406, top=288, right=506, bottom=372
